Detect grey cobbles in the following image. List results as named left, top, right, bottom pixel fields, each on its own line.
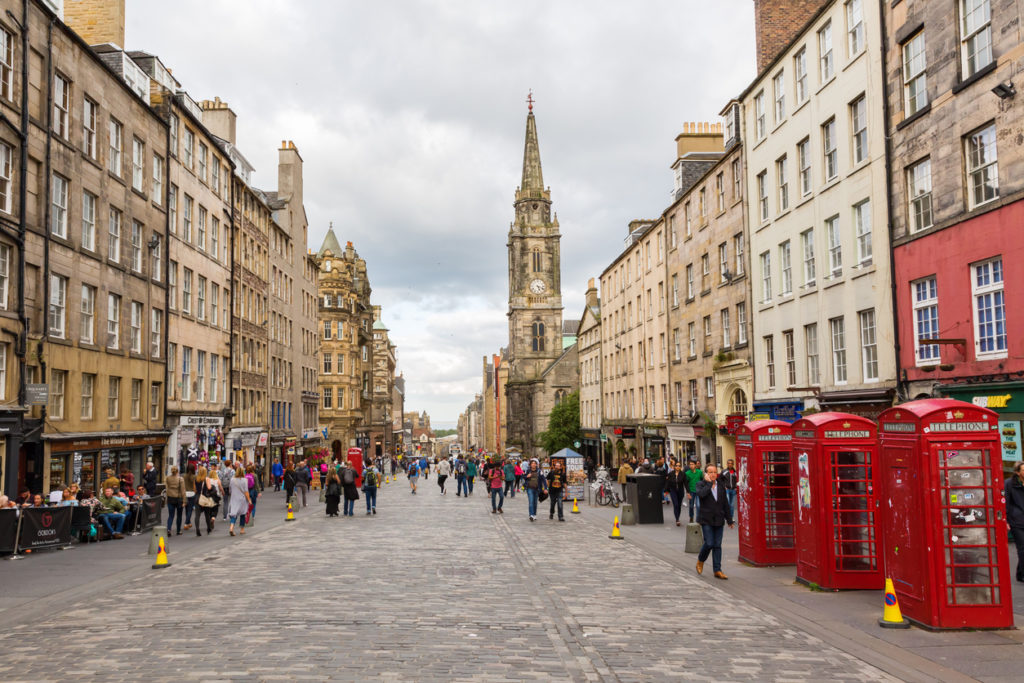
left=0, top=484, right=896, bottom=681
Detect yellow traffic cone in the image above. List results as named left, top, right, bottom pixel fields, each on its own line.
left=571, top=498, right=580, bottom=514
left=878, top=577, right=910, bottom=629
left=385, top=476, right=390, bottom=484
left=285, top=501, right=296, bottom=522
left=152, top=536, right=171, bottom=569
left=609, top=516, right=623, bottom=540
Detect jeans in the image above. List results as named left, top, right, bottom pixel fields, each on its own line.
left=221, top=493, right=231, bottom=520
left=273, top=475, right=282, bottom=492
left=457, top=475, right=468, bottom=496
left=698, top=524, right=725, bottom=572
left=166, top=501, right=183, bottom=533
left=669, top=489, right=684, bottom=522
left=438, top=475, right=448, bottom=493
left=343, top=498, right=355, bottom=516
left=468, top=476, right=475, bottom=493
left=99, top=512, right=126, bottom=535
left=490, top=487, right=504, bottom=511
left=228, top=513, right=247, bottom=529
left=726, top=489, right=736, bottom=519
left=526, top=488, right=539, bottom=517
left=1010, top=526, right=1024, bottom=581
left=365, top=488, right=377, bottom=512
left=549, top=488, right=564, bottom=519
left=296, top=483, right=309, bottom=507
left=184, top=495, right=196, bottom=525
left=687, top=491, right=700, bottom=521
left=621, top=482, right=628, bottom=499
left=504, top=479, right=515, bottom=497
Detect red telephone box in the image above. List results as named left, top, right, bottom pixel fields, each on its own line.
left=735, top=420, right=796, bottom=566
left=877, top=399, right=1013, bottom=629
left=347, top=447, right=365, bottom=488
left=791, top=413, right=882, bottom=590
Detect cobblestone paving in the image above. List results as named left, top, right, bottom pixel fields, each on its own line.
left=0, top=481, right=897, bottom=681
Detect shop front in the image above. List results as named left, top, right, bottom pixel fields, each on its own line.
left=642, top=426, right=666, bottom=462
left=169, top=416, right=226, bottom=475
left=817, top=388, right=895, bottom=421
left=45, top=431, right=169, bottom=495
left=939, top=382, right=1024, bottom=477
left=668, top=424, right=697, bottom=463
left=580, top=429, right=602, bottom=467
left=751, top=399, right=804, bottom=423
left=301, top=428, right=323, bottom=461
left=226, top=427, right=266, bottom=465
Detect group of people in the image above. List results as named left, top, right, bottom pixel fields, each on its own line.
left=323, top=460, right=382, bottom=517
left=617, top=456, right=739, bottom=525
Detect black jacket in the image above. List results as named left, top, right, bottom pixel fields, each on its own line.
left=664, top=471, right=687, bottom=492
left=720, top=469, right=738, bottom=491
left=1005, top=476, right=1024, bottom=529
left=695, top=479, right=734, bottom=526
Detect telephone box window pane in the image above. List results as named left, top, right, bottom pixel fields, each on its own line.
left=830, top=450, right=877, bottom=571
left=938, top=448, right=998, bottom=605
left=764, top=451, right=795, bottom=549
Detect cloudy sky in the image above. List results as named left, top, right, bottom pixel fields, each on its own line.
left=128, top=0, right=756, bottom=427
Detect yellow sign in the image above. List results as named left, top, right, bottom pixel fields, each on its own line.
left=973, top=394, right=1012, bottom=409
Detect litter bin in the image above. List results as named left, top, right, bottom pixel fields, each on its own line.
left=628, top=474, right=666, bottom=524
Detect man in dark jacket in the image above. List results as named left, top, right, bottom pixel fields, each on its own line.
left=695, top=464, right=734, bottom=580
left=1005, top=461, right=1024, bottom=583
left=142, top=462, right=158, bottom=496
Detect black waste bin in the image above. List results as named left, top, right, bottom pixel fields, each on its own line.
left=627, top=474, right=665, bottom=524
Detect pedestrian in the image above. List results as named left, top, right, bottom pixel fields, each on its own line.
left=523, top=459, right=546, bottom=522
left=182, top=463, right=197, bottom=531
left=1005, top=461, right=1024, bottom=583
left=142, top=461, right=158, bottom=496
left=245, top=464, right=261, bottom=525
left=721, top=459, right=739, bottom=519
left=295, top=460, right=311, bottom=507
left=407, top=460, right=420, bottom=494
left=420, top=455, right=429, bottom=480
left=684, top=459, right=703, bottom=523
left=228, top=467, right=252, bottom=536
left=617, top=459, right=633, bottom=499
left=487, top=457, right=504, bottom=513
left=341, top=462, right=360, bottom=516
left=283, top=465, right=297, bottom=506
left=272, top=459, right=284, bottom=492
left=324, top=469, right=341, bottom=517
left=164, top=466, right=186, bottom=536
left=695, top=464, right=734, bottom=580
left=455, top=457, right=469, bottom=497
left=196, top=467, right=222, bottom=537
left=503, top=459, right=516, bottom=498
left=514, top=460, right=524, bottom=493
left=546, top=459, right=568, bottom=521
left=665, top=461, right=687, bottom=526
left=467, top=457, right=477, bottom=495
left=119, top=467, right=135, bottom=496
left=437, top=457, right=450, bottom=495
left=219, top=460, right=235, bottom=521
left=362, top=463, right=379, bottom=515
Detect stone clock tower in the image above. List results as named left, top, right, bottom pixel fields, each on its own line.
left=504, top=101, right=578, bottom=459
left=507, top=106, right=563, bottom=379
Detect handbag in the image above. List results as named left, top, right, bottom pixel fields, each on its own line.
left=318, top=487, right=327, bottom=504
left=198, top=494, right=215, bottom=508
left=539, top=489, right=549, bottom=503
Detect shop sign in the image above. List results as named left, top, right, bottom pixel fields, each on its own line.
left=25, top=383, right=48, bottom=405
left=823, top=430, right=871, bottom=439
left=180, top=416, right=225, bottom=427
left=751, top=413, right=770, bottom=421
left=614, top=427, right=637, bottom=438
left=972, top=394, right=1012, bottom=409
left=999, top=420, right=1020, bottom=461
left=178, top=426, right=195, bottom=445
left=600, top=433, right=608, bottom=442
left=257, top=432, right=269, bottom=447
left=751, top=401, right=804, bottom=423
left=725, top=414, right=745, bottom=435
left=72, top=452, right=83, bottom=483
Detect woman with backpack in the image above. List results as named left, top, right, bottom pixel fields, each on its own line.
left=362, top=464, right=379, bottom=515
left=341, top=462, right=360, bottom=516
left=283, top=465, right=297, bottom=508
left=324, top=469, right=341, bottom=517
left=408, top=460, right=419, bottom=494
left=487, top=457, right=505, bottom=514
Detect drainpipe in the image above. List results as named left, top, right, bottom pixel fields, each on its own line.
left=39, top=17, right=53, bottom=425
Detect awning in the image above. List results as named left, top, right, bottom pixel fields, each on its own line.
left=667, top=425, right=695, bottom=440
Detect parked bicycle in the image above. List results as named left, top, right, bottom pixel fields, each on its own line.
left=592, top=479, right=621, bottom=507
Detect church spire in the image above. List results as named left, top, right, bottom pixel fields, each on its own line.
left=519, top=97, right=545, bottom=200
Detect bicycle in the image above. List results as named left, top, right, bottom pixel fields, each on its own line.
left=592, top=479, right=621, bottom=507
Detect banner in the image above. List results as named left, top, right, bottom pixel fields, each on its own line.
left=139, top=498, right=163, bottom=531
left=0, top=509, right=19, bottom=553
left=17, top=506, right=73, bottom=550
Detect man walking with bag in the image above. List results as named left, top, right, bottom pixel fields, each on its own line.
left=295, top=460, right=311, bottom=507
left=219, top=460, right=235, bottom=521
left=695, top=464, right=734, bottom=580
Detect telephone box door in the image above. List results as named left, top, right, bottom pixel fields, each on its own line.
left=933, top=442, right=1008, bottom=623
left=829, top=447, right=879, bottom=584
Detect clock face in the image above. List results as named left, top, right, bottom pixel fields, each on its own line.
left=529, top=279, right=546, bottom=294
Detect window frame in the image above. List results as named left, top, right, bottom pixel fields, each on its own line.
left=971, top=256, right=1006, bottom=359
left=912, top=277, right=940, bottom=365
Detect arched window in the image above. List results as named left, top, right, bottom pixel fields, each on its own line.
left=730, top=388, right=748, bottom=416
left=531, top=321, right=545, bottom=352
left=532, top=249, right=542, bottom=272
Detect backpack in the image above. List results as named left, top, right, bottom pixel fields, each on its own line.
left=342, top=468, right=356, bottom=486
left=364, top=469, right=378, bottom=488
left=456, top=461, right=467, bottom=476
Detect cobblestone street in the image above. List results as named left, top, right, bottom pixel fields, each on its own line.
left=0, top=482, right=900, bottom=682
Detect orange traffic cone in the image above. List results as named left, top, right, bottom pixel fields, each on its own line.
left=609, top=516, right=623, bottom=539
left=571, top=498, right=580, bottom=514
left=152, top=536, right=171, bottom=569
left=878, top=577, right=910, bottom=629
left=285, top=501, right=296, bottom=522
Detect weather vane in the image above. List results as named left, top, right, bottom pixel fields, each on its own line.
left=526, top=89, right=534, bottom=113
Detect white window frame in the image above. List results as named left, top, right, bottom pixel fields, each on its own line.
left=760, top=251, right=772, bottom=303
left=48, top=274, right=66, bottom=338
left=757, top=170, right=768, bottom=222
left=130, top=301, right=142, bottom=354
left=754, top=90, right=766, bottom=140
left=972, top=257, right=1006, bottom=359
left=960, top=0, right=993, bottom=78
left=850, top=95, right=868, bottom=165
left=801, top=228, right=816, bottom=286
left=798, top=137, right=811, bottom=196
left=49, top=369, right=65, bottom=420
left=721, top=309, right=731, bottom=348
left=131, top=137, right=144, bottom=191
left=794, top=47, right=808, bottom=104
left=80, top=284, right=95, bottom=344
left=151, top=308, right=161, bottom=357
left=51, top=174, right=68, bottom=238
left=737, top=302, right=747, bottom=345
left=53, top=73, right=69, bottom=138
left=853, top=199, right=872, bottom=265
left=859, top=308, right=878, bottom=381
left=0, top=141, right=12, bottom=213
left=907, top=158, right=933, bottom=232
left=819, top=21, right=834, bottom=81
left=903, top=32, right=928, bottom=116
left=108, top=118, right=122, bottom=176
left=0, top=243, right=7, bottom=310
left=776, top=155, right=789, bottom=212
left=805, top=323, right=820, bottom=384
left=773, top=70, right=785, bottom=123
left=131, top=221, right=143, bottom=273
left=822, top=118, right=837, bottom=182
left=764, top=335, right=776, bottom=390
left=108, top=208, right=121, bottom=263
left=81, top=191, right=96, bottom=251
left=107, top=376, right=120, bottom=420
left=152, top=154, right=163, bottom=204
left=734, top=233, right=744, bottom=276
left=779, top=240, right=792, bottom=296
left=846, top=0, right=864, bottom=56
left=965, top=123, right=998, bottom=209
left=830, top=316, right=847, bottom=384
left=80, top=373, right=94, bottom=420
left=106, top=293, right=120, bottom=349
left=913, top=277, right=940, bottom=365
left=826, top=215, right=842, bottom=276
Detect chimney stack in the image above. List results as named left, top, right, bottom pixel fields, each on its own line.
left=200, top=97, right=237, bottom=145
left=585, top=278, right=599, bottom=308
left=753, top=0, right=827, bottom=72
left=63, top=0, right=126, bottom=47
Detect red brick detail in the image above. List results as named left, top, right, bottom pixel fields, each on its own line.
left=753, top=0, right=828, bottom=72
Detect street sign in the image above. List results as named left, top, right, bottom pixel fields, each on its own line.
left=26, top=383, right=48, bottom=405
left=600, top=433, right=608, bottom=442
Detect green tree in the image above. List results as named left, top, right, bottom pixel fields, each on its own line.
left=537, top=391, right=581, bottom=454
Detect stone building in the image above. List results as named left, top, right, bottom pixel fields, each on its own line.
left=576, top=280, right=602, bottom=465
left=743, top=0, right=896, bottom=421
left=367, top=305, right=397, bottom=459
left=504, top=106, right=579, bottom=459
left=481, top=356, right=496, bottom=453
left=0, top=0, right=171, bottom=496
left=317, top=229, right=372, bottom=459
left=882, top=0, right=1024, bottom=445
left=665, top=120, right=753, bottom=467
left=391, top=372, right=405, bottom=457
